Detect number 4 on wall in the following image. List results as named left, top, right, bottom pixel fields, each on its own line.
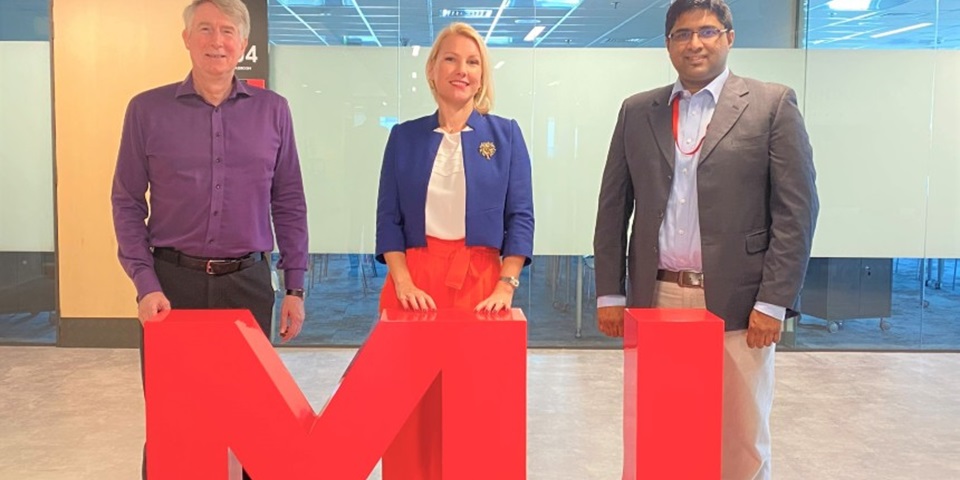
left=239, top=45, right=258, bottom=63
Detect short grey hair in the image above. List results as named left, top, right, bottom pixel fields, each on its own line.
left=183, top=0, right=251, bottom=40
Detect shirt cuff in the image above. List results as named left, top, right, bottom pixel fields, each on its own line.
left=133, top=271, right=163, bottom=302
left=754, top=301, right=786, bottom=321
left=597, top=295, right=627, bottom=309
left=284, top=269, right=305, bottom=291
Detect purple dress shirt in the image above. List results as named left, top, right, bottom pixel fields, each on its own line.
left=111, top=74, right=308, bottom=299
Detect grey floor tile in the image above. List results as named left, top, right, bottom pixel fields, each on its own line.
left=2, top=347, right=959, bottom=479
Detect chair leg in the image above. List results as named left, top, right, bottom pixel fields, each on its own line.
left=953, top=259, right=957, bottom=290
left=360, top=255, right=369, bottom=297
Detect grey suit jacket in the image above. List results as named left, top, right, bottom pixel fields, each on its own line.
left=593, top=73, right=819, bottom=331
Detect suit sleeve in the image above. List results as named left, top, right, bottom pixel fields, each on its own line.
left=593, top=101, right=635, bottom=297
left=375, top=125, right=405, bottom=263
left=757, top=87, right=819, bottom=307
left=501, top=119, right=534, bottom=265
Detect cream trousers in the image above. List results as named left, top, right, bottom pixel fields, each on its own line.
left=653, top=281, right=775, bottom=480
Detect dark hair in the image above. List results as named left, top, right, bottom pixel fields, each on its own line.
left=665, top=0, right=734, bottom=37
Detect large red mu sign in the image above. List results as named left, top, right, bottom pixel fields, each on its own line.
left=143, top=308, right=527, bottom=479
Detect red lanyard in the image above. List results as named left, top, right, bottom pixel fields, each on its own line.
left=672, top=96, right=708, bottom=157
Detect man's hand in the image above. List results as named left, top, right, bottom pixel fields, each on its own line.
left=138, top=291, right=171, bottom=324
left=279, top=295, right=305, bottom=343
left=597, top=306, right=625, bottom=338
left=747, top=309, right=782, bottom=348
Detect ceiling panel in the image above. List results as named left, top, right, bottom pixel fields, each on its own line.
left=266, top=0, right=960, bottom=49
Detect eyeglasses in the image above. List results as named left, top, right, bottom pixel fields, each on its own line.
left=667, top=27, right=731, bottom=43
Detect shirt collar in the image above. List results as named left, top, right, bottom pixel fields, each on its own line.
left=670, top=67, right=730, bottom=104
left=431, top=108, right=483, bottom=133
left=433, top=126, right=474, bottom=134
left=175, top=72, right=254, bottom=100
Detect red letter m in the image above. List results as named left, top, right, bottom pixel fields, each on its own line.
left=143, top=309, right=526, bottom=479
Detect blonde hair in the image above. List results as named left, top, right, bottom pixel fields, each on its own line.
left=183, top=0, right=251, bottom=40
left=425, top=22, right=494, bottom=114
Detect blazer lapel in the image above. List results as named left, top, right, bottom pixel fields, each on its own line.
left=648, top=87, right=675, bottom=170
left=418, top=112, right=444, bottom=193
left=461, top=111, right=483, bottom=164
left=699, top=74, right=748, bottom=164
left=460, top=109, right=489, bottom=180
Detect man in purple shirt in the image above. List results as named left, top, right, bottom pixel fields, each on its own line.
left=112, top=0, right=308, bottom=478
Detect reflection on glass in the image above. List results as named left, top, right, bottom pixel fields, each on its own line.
left=261, top=1, right=960, bottom=352
left=784, top=258, right=960, bottom=351
left=274, top=254, right=620, bottom=348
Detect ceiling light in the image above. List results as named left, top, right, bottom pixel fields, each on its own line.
left=411, top=45, right=420, bottom=57
left=441, top=9, right=493, bottom=18
left=485, top=36, right=513, bottom=46
left=870, top=22, right=933, bottom=38
left=827, top=0, right=872, bottom=10
left=279, top=0, right=326, bottom=5
left=524, top=26, right=546, bottom=42
left=510, top=0, right=582, bottom=7
left=494, top=61, right=506, bottom=69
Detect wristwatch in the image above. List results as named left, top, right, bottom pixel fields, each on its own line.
left=285, top=288, right=305, bottom=298
left=499, top=276, right=520, bottom=289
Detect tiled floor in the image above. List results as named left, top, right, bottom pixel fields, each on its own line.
left=1, top=346, right=958, bottom=479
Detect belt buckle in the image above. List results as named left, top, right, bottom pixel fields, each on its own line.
left=678, top=271, right=704, bottom=288
left=205, top=259, right=229, bottom=275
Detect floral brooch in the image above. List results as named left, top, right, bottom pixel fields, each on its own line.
left=479, top=141, right=496, bottom=160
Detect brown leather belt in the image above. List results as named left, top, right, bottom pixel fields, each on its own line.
left=657, top=269, right=704, bottom=288
left=153, top=247, right=264, bottom=276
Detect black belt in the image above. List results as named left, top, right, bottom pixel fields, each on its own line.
left=153, top=247, right=264, bottom=275
left=657, top=269, right=704, bottom=288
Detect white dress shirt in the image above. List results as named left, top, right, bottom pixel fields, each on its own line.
left=424, top=127, right=471, bottom=240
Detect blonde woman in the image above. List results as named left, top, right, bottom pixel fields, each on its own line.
left=374, top=22, right=534, bottom=478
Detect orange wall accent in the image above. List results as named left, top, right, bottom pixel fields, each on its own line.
left=53, top=0, right=191, bottom=318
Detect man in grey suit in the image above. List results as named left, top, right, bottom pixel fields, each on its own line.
left=593, top=1, right=818, bottom=478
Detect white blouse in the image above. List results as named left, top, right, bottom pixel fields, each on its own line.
left=424, top=127, right=472, bottom=239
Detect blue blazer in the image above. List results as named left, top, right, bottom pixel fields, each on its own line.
left=376, top=110, right=534, bottom=265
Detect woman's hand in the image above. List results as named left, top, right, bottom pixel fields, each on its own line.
left=395, top=279, right=437, bottom=311
left=475, top=282, right=514, bottom=313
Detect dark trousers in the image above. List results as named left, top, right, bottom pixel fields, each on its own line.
left=141, top=254, right=275, bottom=480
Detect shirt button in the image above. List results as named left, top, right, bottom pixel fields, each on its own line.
left=685, top=139, right=692, bottom=144
left=216, top=157, right=222, bottom=163
left=213, top=211, right=219, bottom=216
left=214, top=107, right=220, bottom=113
left=215, top=132, right=221, bottom=137
left=215, top=184, right=222, bottom=190
left=680, top=198, right=686, bottom=204
left=683, top=168, right=688, bottom=174
left=679, top=229, right=686, bottom=235
left=208, top=239, right=214, bottom=244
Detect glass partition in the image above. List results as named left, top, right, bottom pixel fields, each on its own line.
left=143, top=0, right=960, bottom=351
left=0, top=0, right=56, bottom=345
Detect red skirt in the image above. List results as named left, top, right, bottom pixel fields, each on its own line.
left=379, top=236, right=501, bottom=312
left=379, top=237, right=501, bottom=479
